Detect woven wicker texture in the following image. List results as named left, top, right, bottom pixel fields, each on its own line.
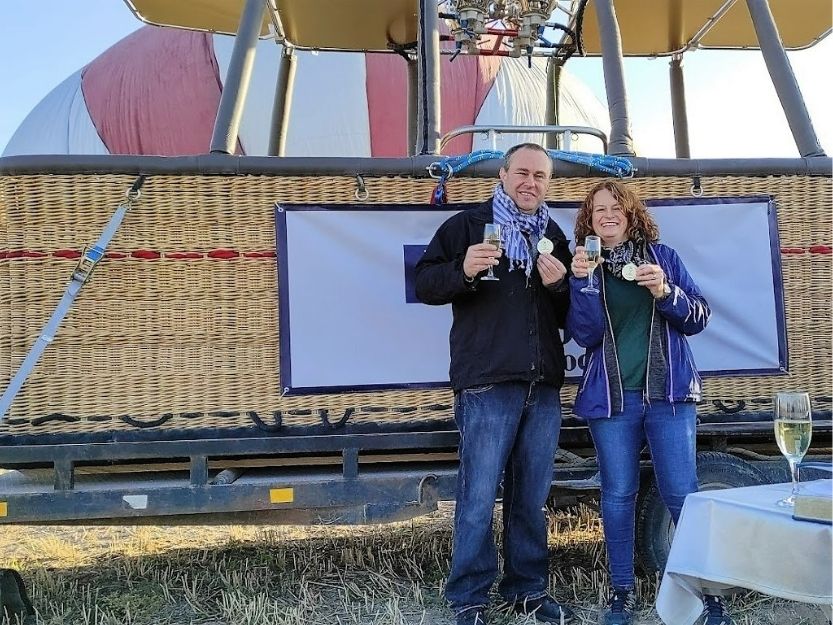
left=0, top=173, right=830, bottom=438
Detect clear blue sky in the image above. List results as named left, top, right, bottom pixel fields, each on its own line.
left=0, top=0, right=830, bottom=158
left=565, top=39, right=832, bottom=158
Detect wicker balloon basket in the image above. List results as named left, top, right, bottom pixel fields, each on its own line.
left=0, top=173, right=830, bottom=443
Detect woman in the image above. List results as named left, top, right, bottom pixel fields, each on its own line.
left=566, top=181, right=732, bottom=625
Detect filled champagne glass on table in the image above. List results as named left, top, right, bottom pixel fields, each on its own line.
left=482, top=223, right=501, bottom=281
left=773, top=391, right=813, bottom=507
left=581, top=235, right=601, bottom=294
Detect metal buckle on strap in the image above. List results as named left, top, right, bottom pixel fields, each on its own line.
left=71, top=245, right=106, bottom=285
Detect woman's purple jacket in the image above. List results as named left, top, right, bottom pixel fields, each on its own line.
left=566, top=242, right=711, bottom=419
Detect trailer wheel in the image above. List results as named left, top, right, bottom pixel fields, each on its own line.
left=635, top=451, right=766, bottom=574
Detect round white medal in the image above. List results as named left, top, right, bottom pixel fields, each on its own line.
left=536, top=237, right=554, bottom=255
left=622, top=263, right=638, bottom=281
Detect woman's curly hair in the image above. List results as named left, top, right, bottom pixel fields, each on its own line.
left=574, top=180, right=659, bottom=245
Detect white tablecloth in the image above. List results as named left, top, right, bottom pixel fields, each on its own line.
left=656, top=479, right=833, bottom=625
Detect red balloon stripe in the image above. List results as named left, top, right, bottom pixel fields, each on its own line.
left=0, top=248, right=827, bottom=261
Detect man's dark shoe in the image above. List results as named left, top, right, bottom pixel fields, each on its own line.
left=701, top=595, right=734, bottom=625
left=602, top=587, right=636, bottom=625
left=456, top=607, right=488, bottom=625
left=512, top=595, right=575, bottom=623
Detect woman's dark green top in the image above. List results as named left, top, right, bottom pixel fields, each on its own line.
left=604, top=270, right=654, bottom=390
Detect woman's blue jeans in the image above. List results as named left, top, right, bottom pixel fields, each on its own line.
left=445, top=381, right=561, bottom=615
left=588, top=390, right=698, bottom=589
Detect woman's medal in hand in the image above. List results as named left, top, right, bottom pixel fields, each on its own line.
left=622, top=262, right=637, bottom=281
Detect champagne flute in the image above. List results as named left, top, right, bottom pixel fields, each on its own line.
left=581, top=235, right=601, bottom=294
left=773, top=391, right=813, bottom=507
left=482, top=223, right=501, bottom=281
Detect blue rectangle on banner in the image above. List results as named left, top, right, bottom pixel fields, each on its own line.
left=403, top=244, right=428, bottom=303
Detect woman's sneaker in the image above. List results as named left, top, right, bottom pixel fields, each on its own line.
left=701, top=595, right=734, bottom=625
left=602, top=587, right=636, bottom=625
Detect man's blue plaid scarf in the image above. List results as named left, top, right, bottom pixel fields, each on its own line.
left=492, top=182, right=549, bottom=279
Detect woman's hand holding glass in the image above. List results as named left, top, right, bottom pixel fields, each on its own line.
left=579, top=236, right=602, bottom=293
left=571, top=245, right=604, bottom=279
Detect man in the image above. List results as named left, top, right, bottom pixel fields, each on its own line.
left=415, top=143, right=574, bottom=625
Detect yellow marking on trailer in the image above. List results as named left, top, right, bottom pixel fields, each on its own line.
left=0, top=502, right=7, bottom=517
left=270, top=488, right=294, bottom=504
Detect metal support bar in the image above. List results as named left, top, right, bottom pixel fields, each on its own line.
left=342, top=448, right=359, bottom=479
left=544, top=60, right=563, bottom=150
left=669, top=55, right=691, bottom=159
left=0, top=463, right=620, bottom=525
left=407, top=57, right=418, bottom=156
left=698, top=419, right=833, bottom=436
left=2, top=153, right=831, bottom=178
left=686, top=0, right=740, bottom=51
left=0, top=467, right=462, bottom=524
left=440, top=124, right=608, bottom=152
left=593, top=0, right=635, bottom=156
left=190, top=455, right=209, bottom=486
left=0, top=431, right=461, bottom=465
left=416, top=0, right=441, bottom=154
left=744, top=0, right=825, bottom=157
left=209, top=0, right=266, bottom=154
left=268, top=46, right=297, bottom=156
left=54, top=459, right=75, bottom=491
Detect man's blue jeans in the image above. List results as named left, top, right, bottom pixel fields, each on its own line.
left=588, top=390, right=698, bottom=589
left=446, top=381, right=562, bottom=615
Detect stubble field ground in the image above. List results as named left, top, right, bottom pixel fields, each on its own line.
left=0, top=502, right=827, bottom=625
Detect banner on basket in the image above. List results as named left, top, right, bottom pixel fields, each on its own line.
left=275, top=197, right=785, bottom=395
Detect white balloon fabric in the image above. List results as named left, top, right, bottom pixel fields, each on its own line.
left=5, top=70, right=109, bottom=156
left=3, top=26, right=609, bottom=158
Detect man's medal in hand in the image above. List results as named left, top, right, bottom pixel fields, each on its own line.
left=536, top=237, right=554, bottom=255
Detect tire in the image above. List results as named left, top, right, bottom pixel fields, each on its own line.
left=635, top=451, right=767, bottom=574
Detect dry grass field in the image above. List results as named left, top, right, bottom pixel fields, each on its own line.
left=0, top=503, right=828, bottom=625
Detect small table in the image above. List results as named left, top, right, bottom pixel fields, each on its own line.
left=656, top=479, right=833, bottom=625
